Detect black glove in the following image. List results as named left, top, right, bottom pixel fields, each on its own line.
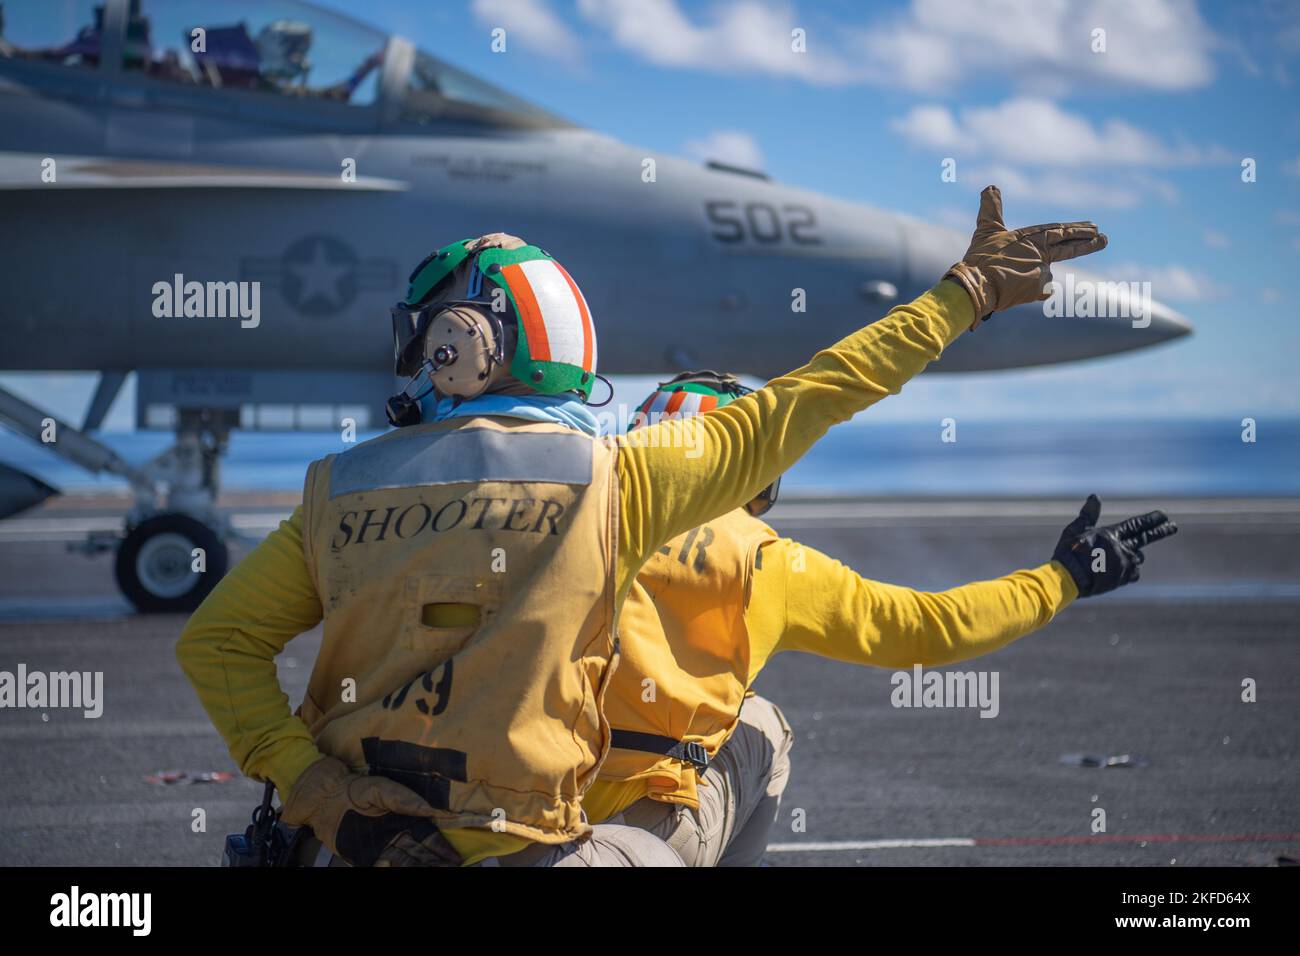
left=1051, top=495, right=1177, bottom=598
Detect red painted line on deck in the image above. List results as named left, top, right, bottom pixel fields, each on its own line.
left=975, top=833, right=1300, bottom=847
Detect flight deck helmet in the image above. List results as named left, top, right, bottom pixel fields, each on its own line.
left=630, top=370, right=781, bottom=517
left=388, top=236, right=598, bottom=425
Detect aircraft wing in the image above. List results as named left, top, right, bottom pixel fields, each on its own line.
left=0, top=152, right=409, bottom=191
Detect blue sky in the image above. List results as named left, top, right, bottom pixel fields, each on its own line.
left=7, top=0, right=1298, bottom=426
left=339, top=0, right=1299, bottom=423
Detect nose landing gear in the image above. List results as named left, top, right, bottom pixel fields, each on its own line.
left=0, top=383, right=239, bottom=614
left=114, top=512, right=228, bottom=613
left=110, top=409, right=235, bottom=613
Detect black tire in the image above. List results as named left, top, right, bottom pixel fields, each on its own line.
left=114, top=513, right=228, bottom=613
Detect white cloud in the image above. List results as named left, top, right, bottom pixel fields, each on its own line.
left=893, top=98, right=1226, bottom=212
left=891, top=97, right=1233, bottom=169
left=1202, top=229, right=1229, bottom=249
left=893, top=105, right=963, bottom=150
left=574, top=0, right=1216, bottom=97
left=854, top=0, right=1216, bottom=94
left=683, top=129, right=766, bottom=169
left=576, top=0, right=860, bottom=84
left=1126, top=171, right=1181, bottom=204
left=471, top=0, right=581, bottom=61
left=963, top=164, right=1147, bottom=209
left=1109, top=262, right=1227, bottom=302
left=573, top=0, right=1215, bottom=97
left=931, top=205, right=975, bottom=231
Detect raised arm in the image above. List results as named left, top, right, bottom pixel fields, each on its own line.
left=752, top=537, right=1077, bottom=672
left=615, top=186, right=1106, bottom=589
left=616, top=280, right=972, bottom=588
left=749, top=494, right=1178, bottom=671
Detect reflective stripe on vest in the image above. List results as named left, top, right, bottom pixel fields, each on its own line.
left=329, top=427, right=593, bottom=497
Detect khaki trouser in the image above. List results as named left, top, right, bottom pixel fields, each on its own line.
left=477, top=824, right=683, bottom=867
left=289, top=693, right=795, bottom=869
left=296, top=822, right=683, bottom=867
left=615, top=695, right=794, bottom=867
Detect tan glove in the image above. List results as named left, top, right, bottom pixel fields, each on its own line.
left=280, top=755, right=460, bottom=867
left=465, top=232, right=526, bottom=252
left=945, top=185, right=1108, bottom=330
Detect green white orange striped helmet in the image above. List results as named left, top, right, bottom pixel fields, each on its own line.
left=393, top=236, right=598, bottom=400
left=630, top=371, right=781, bottom=517
left=631, top=370, right=746, bottom=427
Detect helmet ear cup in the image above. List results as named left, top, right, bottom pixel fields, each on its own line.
left=426, top=305, right=509, bottom=400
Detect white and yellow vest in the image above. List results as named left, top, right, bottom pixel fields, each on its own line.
left=297, top=416, right=620, bottom=844
left=601, top=508, right=778, bottom=808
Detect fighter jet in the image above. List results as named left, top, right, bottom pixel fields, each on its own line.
left=0, top=0, right=1191, bottom=611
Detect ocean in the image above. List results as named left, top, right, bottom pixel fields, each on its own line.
left=2, top=418, right=1295, bottom=498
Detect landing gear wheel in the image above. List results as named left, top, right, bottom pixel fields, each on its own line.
left=115, top=513, right=228, bottom=613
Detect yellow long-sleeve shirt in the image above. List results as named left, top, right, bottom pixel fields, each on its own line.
left=583, top=541, right=1078, bottom=823
left=175, top=280, right=975, bottom=864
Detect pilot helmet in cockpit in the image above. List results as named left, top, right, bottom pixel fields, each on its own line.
left=254, top=19, right=312, bottom=86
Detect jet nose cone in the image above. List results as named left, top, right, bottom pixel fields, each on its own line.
left=1145, top=299, right=1194, bottom=343
left=1097, top=275, right=1194, bottom=343
left=932, top=271, right=1196, bottom=371
left=900, top=218, right=1195, bottom=370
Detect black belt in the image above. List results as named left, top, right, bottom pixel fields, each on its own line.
left=610, top=730, right=710, bottom=774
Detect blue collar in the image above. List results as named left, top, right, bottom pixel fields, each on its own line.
left=419, top=392, right=600, bottom=437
